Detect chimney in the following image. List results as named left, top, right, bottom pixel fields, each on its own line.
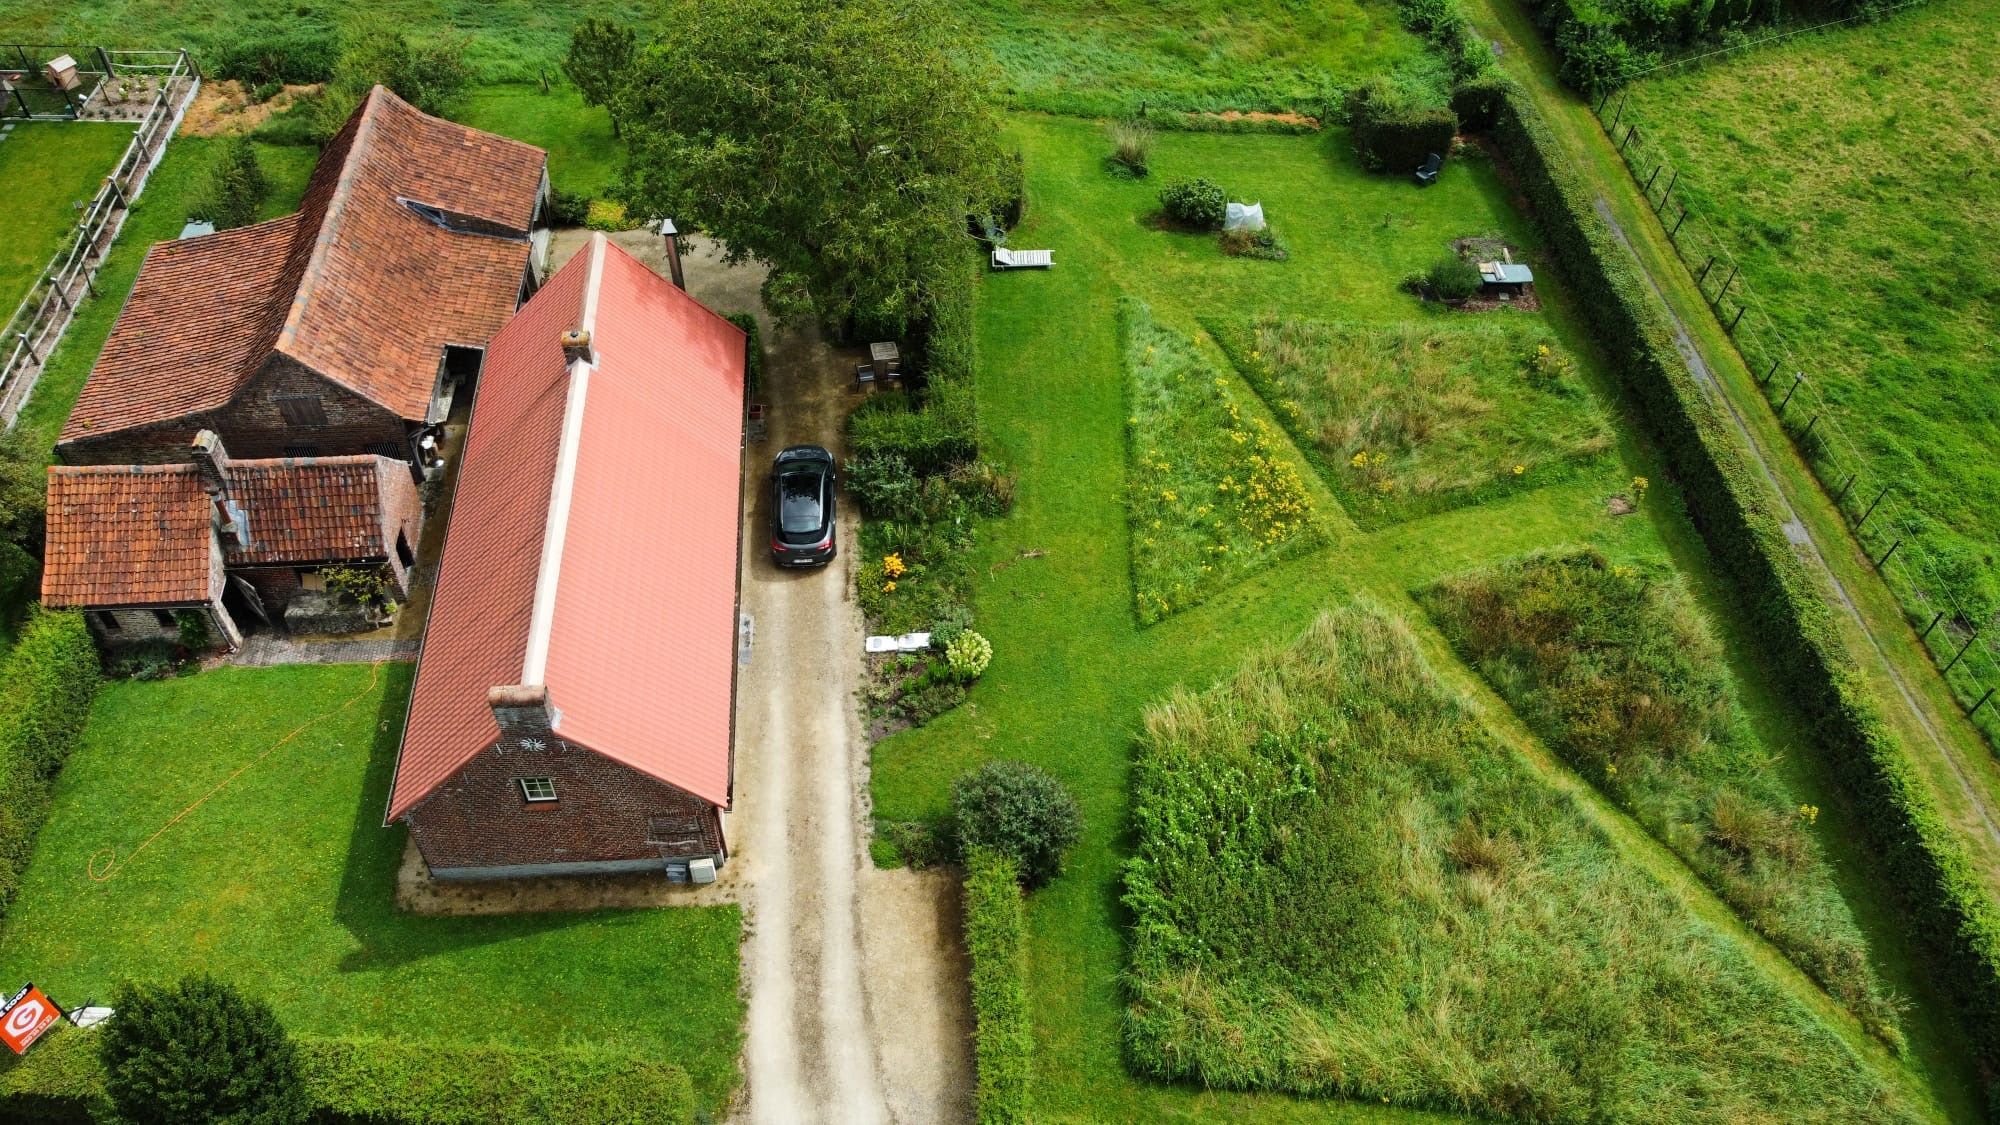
left=191, top=430, right=252, bottom=548
left=488, top=683, right=560, bottom=735
left=659, top=218, right=686, bottom=290
left=561, top=328, right=593, bottom=365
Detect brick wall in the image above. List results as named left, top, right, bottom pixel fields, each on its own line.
left=405, top=732, right=725, bottom=877
left=59, top=355, right=419, bottom=466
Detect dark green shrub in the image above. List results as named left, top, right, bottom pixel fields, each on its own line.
left=100, top=977, right=308, bottom=1125
left=210, top=30, right=339, bottom=87
left=845, top=453, right=924, bottom=521
left=1481, top=79, right=2000, bottom=1095
left=0, top=542, right=33, bottom=622
left=951, top=761, right=1082, bottom=889
left=0, top=609, right=100, bottom=918
left=193, top=134, right=269, bottom=232
left=1159, top=177, right=1227, bottom=230
left=305, top=24, right=471, bottom=140
left=722, top=311, right=764, bottom=398
left=996, top=149, right=1027, bottom=228
left=849, top=393, right=976, bottom=476
left=562, top=18, right=638, bottom=136
left=544, top=188, right=591, bottom=227
left=249, top=80, right=283, bottom=104
left=964, top=847, right=1031, bottom=1125
left=1450, top=72, right=1510, bottom=131
left=1345, top=75, right=1457, bottom=173
left=1425, top=254, right=1482, bottom=300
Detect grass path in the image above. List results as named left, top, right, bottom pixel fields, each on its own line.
left=872, top=115, right=1964, bottom=1120
left=1459, top=0, right=2000, bottom=905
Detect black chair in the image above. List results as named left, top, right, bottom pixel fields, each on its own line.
left=1415, top=152, right=1443, bottom=186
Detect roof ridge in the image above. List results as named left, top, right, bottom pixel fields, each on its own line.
left=518, top=233, right=608, bottom=690
left=275, top=86, right=385, bottom=357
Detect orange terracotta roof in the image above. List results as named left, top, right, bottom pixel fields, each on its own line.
left=391, top=236, right=747, bottom=821
left=41, top=455, right=416, bottom=608
left=42, top=466, right=214, bottom=607
left=61, top=86, right=545, bottom=445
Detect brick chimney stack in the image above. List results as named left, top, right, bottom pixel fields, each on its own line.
left=488, top=683, right=560, bottom=736
left=191, top=430, right=253, bottom=548
left=560, top=328, right=593, bottom=365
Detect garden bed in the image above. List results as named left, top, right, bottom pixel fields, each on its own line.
left=1210, top=313, right=1611, bottom=526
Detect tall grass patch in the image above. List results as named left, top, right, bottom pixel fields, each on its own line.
left=1121, top=300, right=1324, bottom=624
left=1211, top=314, right=1612, bottom=526
left=1124, top=601, right=1915, bottom=1121
left=1420, top=550, right=1903, bottom=1042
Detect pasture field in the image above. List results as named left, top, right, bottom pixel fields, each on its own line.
left=867, top=114, right=1978, bottom=1121
left=1124, top=602, right=1914, bottom=1121
left=1212, top=314, right=1612, bottom=526
left=1618, top=0, right=2000, bottom=709
left=0, top=123, right=133, bottom=327
left=0, top=664, right=744, bottom=1114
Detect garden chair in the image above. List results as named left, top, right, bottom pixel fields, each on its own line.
left=1414, top=152, right=1443, bottom=186
left=992, top=247, right=1053, bottom=270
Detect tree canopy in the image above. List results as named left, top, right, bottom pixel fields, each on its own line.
left=563, top=18, right=637, bottom=137
left=616, top=0, right=1005, bottom=331
left=98, top=976, right=308, bottom=1125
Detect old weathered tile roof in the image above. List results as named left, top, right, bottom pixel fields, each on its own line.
left=42, top=455, right=417, bottom=608
left=390, top=235, right=747, bottom=822
left=60, top=86, right=545, bottom=446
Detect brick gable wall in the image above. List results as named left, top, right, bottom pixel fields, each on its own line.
left=405, top=729, right=725, bottom=878
left=58, top=355, right=420, bottom=466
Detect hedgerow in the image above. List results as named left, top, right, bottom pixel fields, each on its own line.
left=0, top=610, right=101, bottom=921
left=0, top=1029, right=696, bottom=1125
left=963, top=847, right=1032, bottom=1125
left=1481, top=80, right=2000, bottom=1100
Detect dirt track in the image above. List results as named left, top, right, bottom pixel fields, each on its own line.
left=636, top=233, right=974, bottom=1124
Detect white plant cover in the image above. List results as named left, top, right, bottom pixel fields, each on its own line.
left=1224, top=201, right=1266, bottom=231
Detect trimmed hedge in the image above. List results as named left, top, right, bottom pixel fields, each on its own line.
left=0, top=609, right=100, bottom=920
left=0, top=1030, right=696, bottom=1125
left=1485, top=81, right=2000, bottom=1102
left=209, top=30, right=341, bottom=87
left=964, top=847, right=1031, bottom=1125
left=849, top=251, right=979, bottom=474
left=1344, top=77, right=1456, bottom=174
left=723, top=312, right=765, bottom=399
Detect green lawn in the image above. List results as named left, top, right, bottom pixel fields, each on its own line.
left=0, top=664, right=744, bottom=1111
left=1617, top=0, right=2000, bottom=730
left=966, top=0, right=1424, bottom=117
left=868, top=113, right=1978, bottom=1120
left=456, top=85, right=620, bottom=198
left=0, top=122, right=133, bottom=326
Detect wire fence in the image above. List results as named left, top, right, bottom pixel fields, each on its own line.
left=1592, top=92, right=2000, bottom=753
left=0, top=49, right=199, bottom=425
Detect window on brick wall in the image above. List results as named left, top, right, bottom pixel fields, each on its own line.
left=296, top=569, right=327, bottom=591
left=519, top=777, right=558, bottom=803
left=96, top=611, right=121, bottom=633
left=275, top=394, right=328, bottom=427
left=153, top=610, right=175, bottom=629
left=396, top=530, right=414, bottom=569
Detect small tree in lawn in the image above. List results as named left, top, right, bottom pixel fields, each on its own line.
left=616, top=0, right=1006, bottom=332
left=563, top=18, right=637, bottom=137
left=196, top=134, right=270, bottom=231
left=952, top=760, right=1082, bottom=889
left=99, top=976, right=307, bottom=1125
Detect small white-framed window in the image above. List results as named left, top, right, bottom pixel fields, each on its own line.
left=296, top=568, right=327, bottom=592
left=518, top=777, right=558, bottom=803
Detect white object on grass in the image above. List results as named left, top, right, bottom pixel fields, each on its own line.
left=992, top=247, right=1053, bottom=269
left=1224, top=201, right=1266, bottom=231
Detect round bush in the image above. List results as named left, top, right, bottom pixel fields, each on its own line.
left=1426, top=255, right=1482, bottom=301
left=1159, top=177, right=1226, bottom=230
left=946, top=629, right=993, bottom=680
left=100, top=976, right=308, bottom=1125
left=952, top=761, right=1082, bottom=888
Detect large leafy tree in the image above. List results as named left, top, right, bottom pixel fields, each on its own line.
left=562, top=18, right=637, bottom=137
left=98, top=976, right=308, bottom=1125
left=616, top=0, right=1005, bottom=331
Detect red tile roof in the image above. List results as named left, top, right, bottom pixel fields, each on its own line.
left=42, top=454, right=417, bottom=607
left=61, top=86, right=545, bottom=445
left=391, top=235, right=747, bottom=821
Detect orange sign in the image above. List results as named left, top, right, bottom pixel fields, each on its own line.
left=0, top=985, right=61, bottom=1055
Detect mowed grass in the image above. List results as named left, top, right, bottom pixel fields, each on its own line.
left=1124, top=299, right=1325, bottom=623
left=1123, top=602, right=1916, bottom=1122
left=1620, top=0, right=2000, bottom=643
left=1212, top=314, right=1613, bottom=526
left=1420, top=550, right=1902, bottom=1041
left=966, top=0, right=1423, bottom=116
left=0, top=122, right=133, bottom=323
left=456, top=84, right=620, bottom=198
left=0, top=664, right=744, bottom=1111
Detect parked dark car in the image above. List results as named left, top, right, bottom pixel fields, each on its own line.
left=771, top=445, right=837, bottom=567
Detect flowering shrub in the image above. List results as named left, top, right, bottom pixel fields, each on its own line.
left=1123, top=300, right=1321, bottom=624
left=945, top=630, right=993, bottom=680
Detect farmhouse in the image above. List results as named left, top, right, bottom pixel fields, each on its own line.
left=41, top=431, right=421, bottom=648
left=55, top=85, right=550, bottom=471
left=387, top=234, right=748, bottom=882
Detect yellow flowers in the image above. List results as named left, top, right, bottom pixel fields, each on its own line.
left=1798, top=804, right=1820, bottom=825
left=1160, top=489, right=1178, bottom=503
left=1631, top=475, right=1650, bottom=501
left=1350, top=450, right=1369, bottom=470
left=882, top=553, right=907, bottom=579
left=1512, top=464, right=1526, bottom=475
left=882, top=580, right=897, bottom=593
left=1527, top=339, right=1573, bottom=385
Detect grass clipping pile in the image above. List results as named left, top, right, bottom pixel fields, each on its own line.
left=1122, top=602, right=1914, bottom=1122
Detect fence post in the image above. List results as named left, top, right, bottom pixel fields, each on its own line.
left=1834, top=472, right=1856, bottom=505
left=1761, top=358, right=1779, bottom=386
left=1696, top=255, right=1715, bottom=286
left=1923, top=611, right=1946, bottom=641
left=1973, top=687, right=1996, bottom=716
left=96, top=45, right=113, bottom=79
left=1876, top=538, right=1901, bottom=568
left=1856, top=486, right=1889, bottom=531
left=1657, top=168, right=1678, bottom=212
left=1621, top=124, right=1638, bottom=153
left=1644, top=165, right=1661, bottom=194
left=1778, top=372, right=1803, bottom=414
left=1610, top=92, right=1627, bottom=132
left=16, top=332, right=37, bottom=364
left=1946, top=627, right=1982, bottom=673
left=1713, top=263, right=1738, bottom=302
left=1670, top=206, right=1688, bottom=238
left=1799, top=413, right=1821, bottom=444
left=1727, top=305, right=1746, bottom=333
